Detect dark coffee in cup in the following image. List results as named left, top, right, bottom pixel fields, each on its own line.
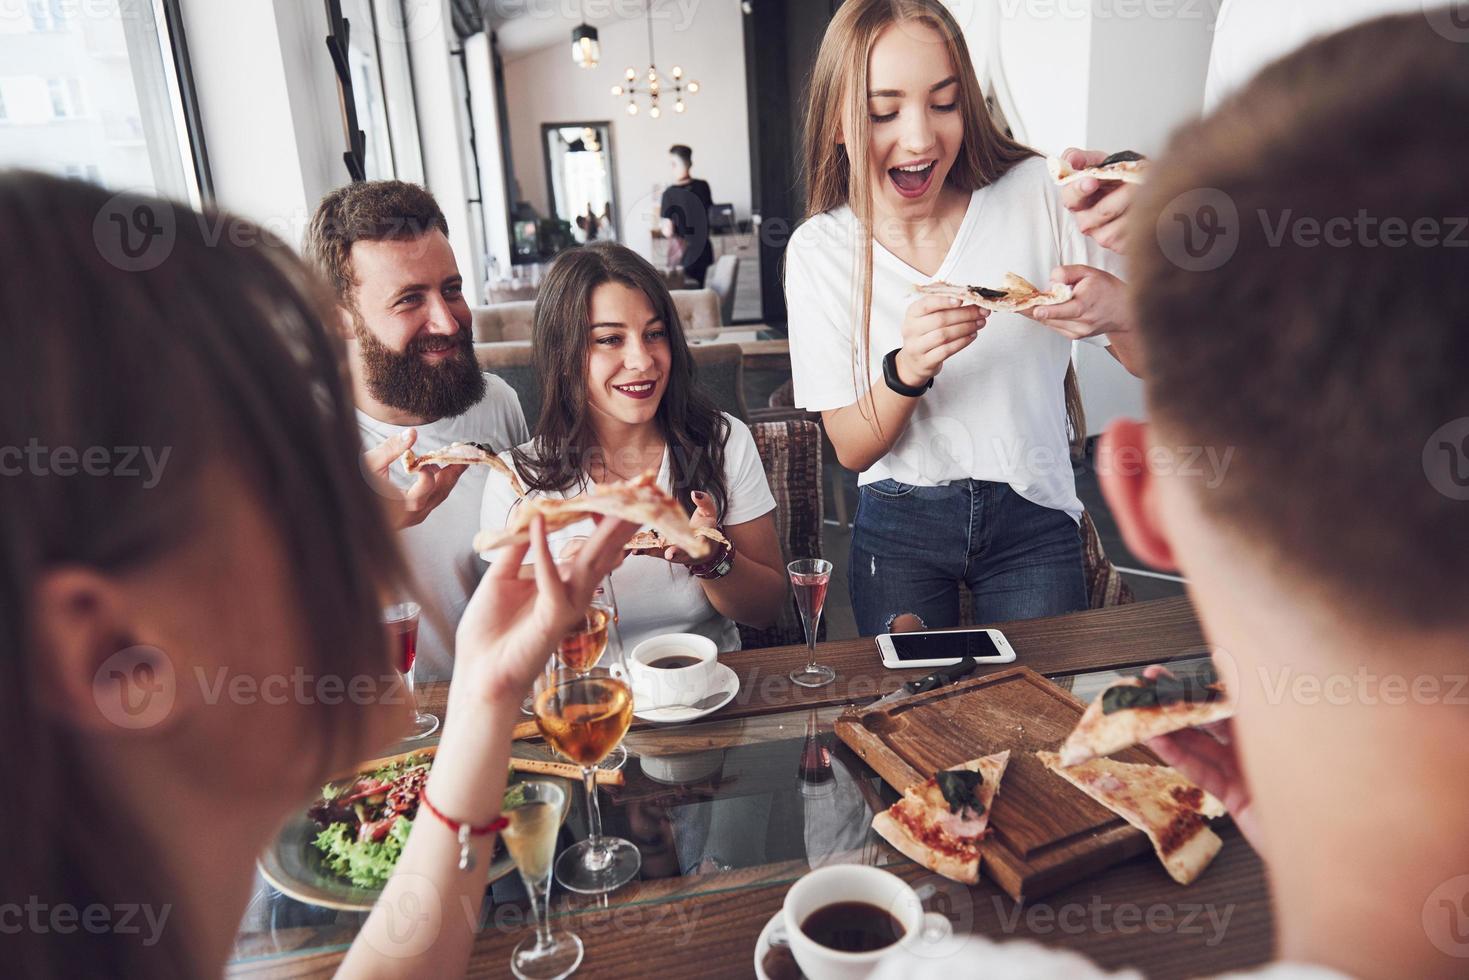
left=799, top=901, right=904, bottom=952
left=648, top=654, right=701, bottom=669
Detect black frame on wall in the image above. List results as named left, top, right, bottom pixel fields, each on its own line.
left=324, top=0, right=368, bottom=181
left=539, top=120, right=619, bottom=234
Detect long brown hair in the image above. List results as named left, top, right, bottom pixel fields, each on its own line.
left=0, top=172, right=408, bottom=977
left=512, top=242, right=730, bottom=518
left=800, top=0, right=1048, bottom=427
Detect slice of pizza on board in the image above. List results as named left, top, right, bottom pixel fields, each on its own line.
left=871, top=751, right=1011, bottom=886
left=1038, top=751, right=1225, bottom=885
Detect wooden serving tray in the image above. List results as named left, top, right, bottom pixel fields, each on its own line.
left=836, top=666, right=1160, bottom=902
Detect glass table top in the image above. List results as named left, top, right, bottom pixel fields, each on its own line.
left=228, top=663, right=1198, bottom=968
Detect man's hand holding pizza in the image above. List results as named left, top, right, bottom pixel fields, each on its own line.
left=363, top=428, right=467, bottom=530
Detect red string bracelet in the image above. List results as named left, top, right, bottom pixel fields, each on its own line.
left=420, top=787, right=509, bottom=872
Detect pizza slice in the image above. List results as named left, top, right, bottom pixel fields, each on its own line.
left=871, top=751, right=1010, bottom=885
left=1058, top=665, right=1234, bottom=767
left=624, top=525, right=730, bottom=555
left=1048, top=150, right=1148, bottom=186
left=402, top=441, right=526, bottom=498
left=472, top=471, right=715, bottom=560
left=1037, top=751, right=1225, bottom=885
left=916, top=273, right=1073, bottom=314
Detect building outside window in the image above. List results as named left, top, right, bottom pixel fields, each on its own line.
left=0, top=0, right=206, bottom=203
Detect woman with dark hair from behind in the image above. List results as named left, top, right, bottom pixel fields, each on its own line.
left=480, top=241, right=788, bottom=653
left=0, top=170, right=636, bottom=978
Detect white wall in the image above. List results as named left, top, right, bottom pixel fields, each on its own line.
left=181, top=0, right=323, bottom=232
left=181, top=0, right=481, bottom=300
left=959, top=1, right=1219, bottom=433
left=501, top=0, right=751, bottom=261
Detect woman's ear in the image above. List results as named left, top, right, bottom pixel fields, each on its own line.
left=1097, top=420, right=1179, bottom=573
left=31, top=568, right=181, bottom=736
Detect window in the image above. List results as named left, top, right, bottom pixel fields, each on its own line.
left=28, top=0, right=66, bottom=32
left=0, top=0, right=208, bottom=204
left=336, top=0, right=420, bottom=182
left=46, top=77, right=82, bottom=118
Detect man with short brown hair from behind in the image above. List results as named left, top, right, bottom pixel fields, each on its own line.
left=306, top=180, right=527, bottom=679
left=877, top=12, right=1469, bottom=978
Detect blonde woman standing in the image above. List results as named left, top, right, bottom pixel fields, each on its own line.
left=785, top=0, right=1142, bottom=637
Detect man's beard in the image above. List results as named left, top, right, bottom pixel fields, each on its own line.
left=356, top=320, right=486, bottom=421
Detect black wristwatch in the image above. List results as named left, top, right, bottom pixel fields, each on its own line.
left=883, top=349, right=933, bottom=398
left=691, top=536, right=735, bottom=580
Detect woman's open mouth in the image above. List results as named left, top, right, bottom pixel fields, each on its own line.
left=613, top=380, right=658, bottom=400
left=888, top=161, right=936, bottom=199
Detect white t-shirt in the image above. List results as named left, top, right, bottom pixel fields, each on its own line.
left=357, top=374, right=528, bottom=681
left=870, top=937, right=1351, bottom=980
left=1204, top=0, right=1428, bottom=112
left=478, top=414, right=776, bottom=654
left=785, top=156, right=1114, bottom=521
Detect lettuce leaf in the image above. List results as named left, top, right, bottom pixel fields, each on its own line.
left=312, top=816, right=413, bottom=890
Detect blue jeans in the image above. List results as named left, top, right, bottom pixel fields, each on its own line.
left=849, top=479, right=1087, bottom=637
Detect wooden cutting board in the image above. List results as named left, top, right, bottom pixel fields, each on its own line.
left=836, top=666, right=1161, bottom=902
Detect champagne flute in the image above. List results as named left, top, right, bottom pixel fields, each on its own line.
left=534, top=657, right=640, bottom=894
left=788, top=559, right=836, bottom=688
left=383, top=601, right=439, bottom=739
left=503, top=781, right=582, bottom=980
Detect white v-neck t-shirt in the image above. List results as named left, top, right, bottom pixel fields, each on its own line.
left=784, top=156, right=1116, bottom=521
left=478, top=414, right=776, bottom=654
left=357, top=374, right=529, bottom=681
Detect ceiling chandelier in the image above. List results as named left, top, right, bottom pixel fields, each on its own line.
left=609, top=0, right=699, bottom=118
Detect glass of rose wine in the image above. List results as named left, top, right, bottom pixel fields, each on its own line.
left=382, top=601, right=438, bottom=739
left=788, top=559, right=836, bottom=688
left=534, top=625, right=640, bottom=894
left=502, top=781, right=582, bottom=980
left=557, top=538, right=628, bottom=772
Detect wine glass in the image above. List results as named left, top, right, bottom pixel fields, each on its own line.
left=788, top=559, right=836, bottom=688
left=502, top=781, right=582, bottom=979
left=534, top=656, right=641, bottom=894
left=558, top=538, right=628, bottom=772
left=383, top=601, right=439, bottom=739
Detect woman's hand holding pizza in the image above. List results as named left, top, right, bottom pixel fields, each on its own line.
left=1026, top=266, right=1133, bottom=342
left=892, top=293, right=990, bottom=387
left=1060, top=147, right=1144, bottom=255
left=660, top=490, right=721, bottom=566
left=455, top=514, right=635, bottom=707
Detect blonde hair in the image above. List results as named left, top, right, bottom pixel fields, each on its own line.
left=801, top=0, right=1040, bottom=426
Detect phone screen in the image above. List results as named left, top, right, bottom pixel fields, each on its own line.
left=886, top=629, right=1006, bottom=662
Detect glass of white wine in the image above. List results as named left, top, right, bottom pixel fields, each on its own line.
left=503, top=781, right=581, bottom=980
left=534, top=650, right=641, bottom=894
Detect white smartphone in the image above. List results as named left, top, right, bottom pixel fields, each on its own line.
left=875, top=627, right=1017, bottom=670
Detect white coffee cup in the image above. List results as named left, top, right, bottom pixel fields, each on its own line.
left=628, top=633, right=719, bottom=709
left=782, top=865, right=951, bottom=980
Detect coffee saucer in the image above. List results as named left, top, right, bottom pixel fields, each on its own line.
left=632, top=662, right=739, bottom=723
left=754, top=910, right=800, bottom=980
